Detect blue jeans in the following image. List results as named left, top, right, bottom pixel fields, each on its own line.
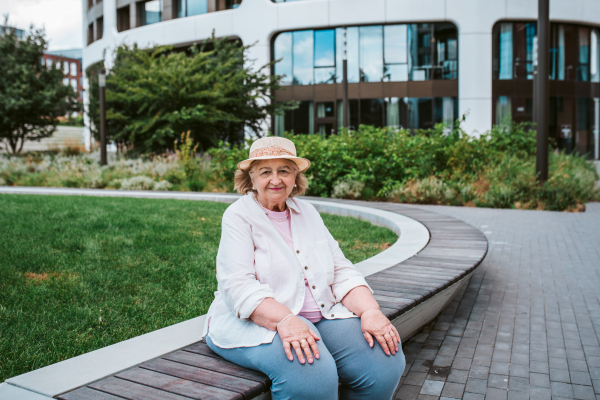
left=206, top=317, right=405, bottom=400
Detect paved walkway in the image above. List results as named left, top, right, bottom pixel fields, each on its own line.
left=396, top=203, right=600, bottom=400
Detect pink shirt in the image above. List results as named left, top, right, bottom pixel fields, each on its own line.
left=266, top=208, right=323, bottom=323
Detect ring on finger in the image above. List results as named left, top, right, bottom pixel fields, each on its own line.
left=300, top=339, right=307, bottom=345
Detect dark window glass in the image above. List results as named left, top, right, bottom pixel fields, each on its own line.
left=142, top=0, right=162, bottom=25
left=514, top=23, right=536, bottom=79
left=317, top=102, right=334, bottom=118
left=178, top=0, right=207, bottom=17
left=409, top=24, right=432, bottom=81
left=576, top=98, right=592, bottom=155
left=274, top=33, right=293, bottom=85
left=293, top=101, right=314, bottom=134
left=225, top=0, right=241, bottom=9
left=360, top=99, right=383, bottom=127
left=318, top=123, right=334, bottom=136
left=592, top=29, right=599, bottom=82
left=117, top=6, right=130, bottom=32
left=494, top=22, right=513, bottom=80
left=359, top=26, right=383, bottom=82
left=96, top=17, right=103, bottom=40
left=434, top=97, right=458, bottom=129
left=434, top=23, right=458, bottom=79
left=385, top=97, right=408, bottom=129
left=336, top=100, right=359, bottom=131
left=292, top=30, right=313, bottom=85
left=577, top=27, right=590, bottom=81
left=408, top=98, right=433, bottom=129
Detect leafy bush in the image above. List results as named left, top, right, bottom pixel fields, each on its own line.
left=208, top=122, right=599, bottom=211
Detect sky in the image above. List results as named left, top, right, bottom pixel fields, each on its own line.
left=1, top=0, right=83, bottom=51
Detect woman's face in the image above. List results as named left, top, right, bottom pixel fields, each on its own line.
left=251, top=159, right=297, bottom=208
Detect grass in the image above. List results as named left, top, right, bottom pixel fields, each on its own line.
left=0, top=194, right=397, bottom=381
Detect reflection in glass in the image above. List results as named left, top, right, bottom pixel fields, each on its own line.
left=592, top=29, right=599, bottom=82
left=314, top=30, right=335, bottom=67
left=495, top=96, right=512, bottom=125
left=384, top=64, right=408, bottom=82
left=275, top=112, right=285, bottom=136
left=409, top=98, right=433, bottom=129
left=359, top=26, right=383, bottom=82
left=434, top=23, right=458, bottom=79
left=498, top=23, right=513, bottom=80
left=384, top=25, right=407, bottom=64
left=578, top=27, right=590, bottom=81
left=142, top=0, right=162, bottom=25
left=314, top=68, right=336, bottom=84
left=385, top=97, right=408, bottom=129
left=434, top=97, right=458, bottom=132
left=318, top=123, right=333, bottom=136
left=317, top=102, right=334, bottom=118
left=177, top=0, right=207, bottom=17
left=334, top=27, right=359, bottom=83
left=360, top=99, right=383, bottom=127
left=409, top=24, right=432, bottom=81
left=337, top=100, right=359, bottom=130
left=292, top=31, right=313, bottom=85
left=274, top=32, right=293, bottom=85
left=593, top=98, right=599, bottom=159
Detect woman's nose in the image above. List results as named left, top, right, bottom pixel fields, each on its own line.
left=271, top=174, right=281, bottom=185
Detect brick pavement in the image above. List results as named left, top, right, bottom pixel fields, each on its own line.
left=395, top=203, right=600, bottom=400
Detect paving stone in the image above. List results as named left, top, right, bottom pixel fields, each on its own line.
left=573, top=384, right=597, bottom=400
left=487, top=374, right=509, bottom=389
left=570, top=359, right=591, bottom=372
left=571, top=371, right=593, bottom=386
left=509, top=364, right=530, bottom=378
left=465, top=378, right=487, bottom=395
left=491, top=361, right=510, bottom=376
left=405, top=371, right=428, bottom=386
left=440, top=382, right=464, bottom=399
left=551, top=382, right=574, bottom=398
left=549, top=357, right=569, bottom=370
left=416, top=395, right=438, bottom=400
left=530, top=361, right=549, bottom=374
left=529, top=373, right=550, bottom=388
left=396, top=384, right=421, bottom=400
left=530, top=386, right=552, bottom=400
left=420, top=380, right=444, bottom=396
left=468, top=366, right=489, bottom=380
left=462, top=393, right=484, bottom=400
left=446, top=369, right=469, bottom=384
left=508, top=390, right=530, bottom=400
left=452, top=357, right=472, bottom=371
left=509, top=377, right=530, bottom=392
left=486, top=387, right=508, bottom=400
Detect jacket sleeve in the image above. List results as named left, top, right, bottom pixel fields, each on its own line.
left=320, top=214, right=372, bottom=302
left=216, top=211, right=275, bottom=320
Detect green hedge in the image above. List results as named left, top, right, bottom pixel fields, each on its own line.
left=209, top=123, right=599, bottom=211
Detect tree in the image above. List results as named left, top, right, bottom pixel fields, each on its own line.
left=87, top=36, right=296, bottom=154
left=0, top=18, right=79, bottom=154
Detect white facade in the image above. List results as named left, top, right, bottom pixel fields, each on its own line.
left=82, top=0, right=600, bottom=142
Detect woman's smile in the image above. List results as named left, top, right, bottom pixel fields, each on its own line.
left=269, top=187, right=284, bottom=191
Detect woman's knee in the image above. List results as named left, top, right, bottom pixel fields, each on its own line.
left=271, top=356, right=339, bottom=400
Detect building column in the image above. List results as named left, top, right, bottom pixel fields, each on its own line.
left=163, top=0, right=176, bottom=20
left=130, top=2, right=138, bottom=29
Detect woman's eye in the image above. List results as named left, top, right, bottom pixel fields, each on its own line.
left=261, top=171, right=270, bottom=176
left=279, top=170, right=290, bottom=176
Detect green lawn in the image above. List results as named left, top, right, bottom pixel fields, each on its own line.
left=0, top=194, right=397, bottom=381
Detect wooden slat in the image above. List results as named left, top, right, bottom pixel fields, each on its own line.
left=57, top=386, right=127, bottom=400
left=140, top=358, right=265, bottom=399
left=88, top=376, right=191, bottom=400
left=184, top=342, right=222, bottom=359
left=116, top=368, right=242, bottom=400
left=166, top=350, right=269, bottom=384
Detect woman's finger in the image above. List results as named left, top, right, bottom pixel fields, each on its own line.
left=376, top=334, right=391, bottom=356
left=363, top=330, right=374, bottom=347
left=282, top=340, right=294, bottom=361
left=393, top=326, right=401, bottom=346
left=300, top=339, right=314, bottom=363
left=307, top=337, right=320, bottom=360
left=308, top=329, right=321, bottom=341
left=291, top=341, right=305, bottom=364
left=384, top=332, right=396, bottom=355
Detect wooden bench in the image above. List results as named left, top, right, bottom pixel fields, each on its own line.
left=55, top=200, right=487, bottom=400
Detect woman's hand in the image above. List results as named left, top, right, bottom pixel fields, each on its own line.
left=277, top=316, right=321, bottom=364
left=360, top=309, right=400, bottom=356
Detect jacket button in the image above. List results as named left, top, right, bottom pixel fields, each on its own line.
left=312, top=285, right=316, bottom=289
left=331, top=314, right=334, bottom=317
left=304, top=266, right=308, bottom=270
left=321, top=304, right=324, bottom=307
left=296, top=250, right=300, bottom=253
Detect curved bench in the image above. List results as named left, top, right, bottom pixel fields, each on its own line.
left=0, top=189, right=487, bottom=400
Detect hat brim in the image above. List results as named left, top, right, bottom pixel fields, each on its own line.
left=237, top=155, right=311, bottom=172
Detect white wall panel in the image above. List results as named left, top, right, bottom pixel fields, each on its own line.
left=550, top=0, right=584, bottom=23
left=328, top=0, right=386, bottom=26
left=460, top=98, right=492, bottom=136
left=505, top=0, right=537, bottom=19
left=276, top=1, right=329, bottom=31
left=446, top=0, right=505, bottom=34
left=385, top=0, right=446, bottom=23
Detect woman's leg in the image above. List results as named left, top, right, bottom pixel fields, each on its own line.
left=315, top=317, right=406, bottom=400
left=206, top=318, right=339, bottom=400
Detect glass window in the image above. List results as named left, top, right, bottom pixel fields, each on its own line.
left=359, top=26, right=383, bottom=82
left=178, top=0, right=207, bottom=17
left=385, top=97, right=408, bottom=129
left=46, top=58, right=53, bottom=67
left=274, top=32, right=293, bottom=85
left=292, top=30, right=313, bottom=85
left=384, top=25, right=408, bottom=82
left=314, top=30, right=335, bottom=84
left=408, top=98, right=433, bottom=129
left=275, top=112, right=285, bottom=136
left=63, top=61, right=70, bottom=75
left=336, top=27, right=359, bottom=83
left=56, top=61, right=61, bottom=70
left=63, top=78, right=69, bottom=86
left=495, top=96, right=512, bottom=125
left=316, top=102, right=334, bottom=118
left=593, top=98, right=599, bottom=159
left=295, top=101, right=314, bottom=134
left=225, top=0, right=241, bottom=9
left=592, top=29, right=599, bottom=82
left=514, top=23, right=536, bottom=79
left=360, top=99, right=383, bottom=127
left=70, top=79, right=78, bottom=91
left=578, top=27, right=590, bottom=81
left=70, top=62, right=77, bottom=76
left=434, top=97, right=458, bottom=131
left=409, top=24, right=432, bottom=81
left=318, top=123, right=333, bottom=136
left=337, top=99, right=359, bottom=130
left=142, top=0, right=162, bottom=25
left=434, top=23, right=458, bottom=79
left=498, top=23, right=513, bottom=80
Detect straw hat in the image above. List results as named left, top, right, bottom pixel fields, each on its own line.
left=237, top=137, right=311, bottom=172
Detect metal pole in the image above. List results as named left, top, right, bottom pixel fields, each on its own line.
left=99, top=69, right=107, bottom=166
left=535, top=0, right=549, bottom=183
left=342, top=28, right=349, bottom=130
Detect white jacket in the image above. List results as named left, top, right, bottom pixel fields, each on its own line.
left=202, top=192, right=371, bottom=348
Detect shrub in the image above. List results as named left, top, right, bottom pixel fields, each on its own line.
left=332, top=180, right=365, bottom=199
left=120, top=176, right=156, bottom=190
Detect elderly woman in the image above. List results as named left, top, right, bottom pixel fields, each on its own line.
left=203, top=137, right=405, bottom=399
